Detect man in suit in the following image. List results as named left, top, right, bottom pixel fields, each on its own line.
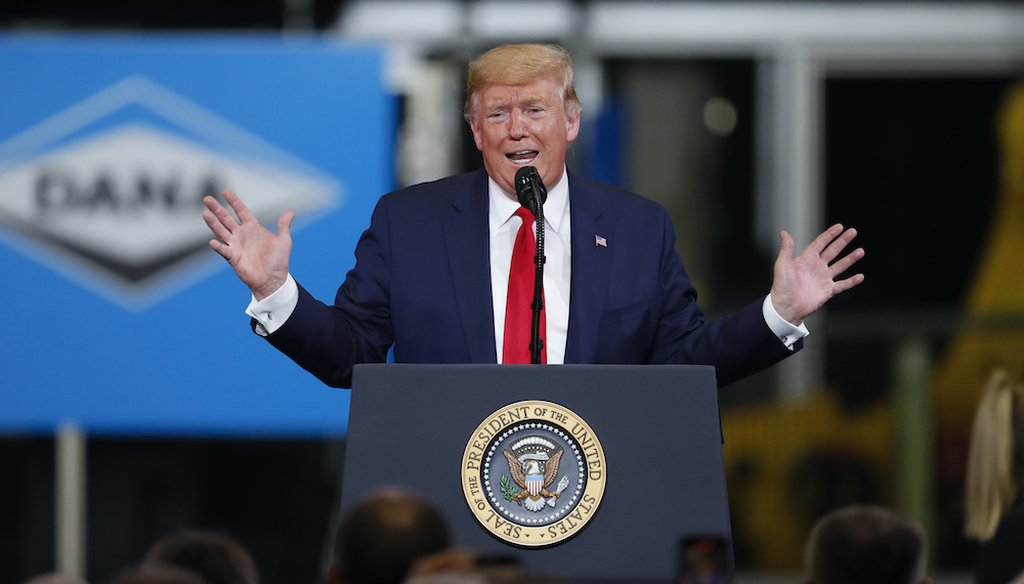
left=202, top=43, right=864, bottom=389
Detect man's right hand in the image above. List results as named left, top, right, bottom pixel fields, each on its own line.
left=202, top=189, right=294, bottom=301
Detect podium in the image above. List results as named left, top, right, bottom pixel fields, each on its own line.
left=340, top=364, right=733, bottom=583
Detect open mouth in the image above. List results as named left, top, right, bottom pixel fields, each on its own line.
left=506, top=150, right=538, bottom=165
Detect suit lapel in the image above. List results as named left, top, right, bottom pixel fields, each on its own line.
left=565, top=176, right=613, bottom=364
left=444, top=169, right=498, bottom=363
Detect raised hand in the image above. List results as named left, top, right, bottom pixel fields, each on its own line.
left=769, top=223, right=865, bottom=324
left=202, top=189, right=295, bottom=300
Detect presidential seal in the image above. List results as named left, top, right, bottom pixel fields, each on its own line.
left=461, top=400, right=606, bottom=547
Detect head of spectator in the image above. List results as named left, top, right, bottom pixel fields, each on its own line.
left=803, top=504, right=928, bottom=584
left=329, top=487, right=452, bottom=584
left=964, top=369, right=1024, bottom=541
left=142, top=529, right=258, bottom=584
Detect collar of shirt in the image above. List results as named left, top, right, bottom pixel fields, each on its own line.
left=488, top=167, right=570, bottom=237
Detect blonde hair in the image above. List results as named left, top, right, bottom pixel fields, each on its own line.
left=463, top=43, right=582, bottom=123
left=964, top=369, right=1024, bottom=541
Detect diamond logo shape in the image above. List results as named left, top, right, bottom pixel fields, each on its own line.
left=0, top=76, right=339, bottom=307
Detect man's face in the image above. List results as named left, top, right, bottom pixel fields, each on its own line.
left=469, top=76, right=580, bottom=198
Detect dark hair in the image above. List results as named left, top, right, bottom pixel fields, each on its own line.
left=333, top=488, right=451, bottom=584
left=143, top=529, right=258, bottom=584
left=806, top=505, right=926, bottom=584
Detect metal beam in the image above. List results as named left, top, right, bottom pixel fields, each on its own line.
left=56, top=423, right=86, bottom=579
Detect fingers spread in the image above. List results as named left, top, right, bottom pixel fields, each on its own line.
left=208, top=238, right=231, bottom=261
left=807, top=223, right=845, bottom=255
left=202, top=195, right=221, bottom=213
left=833, top=273, right=865, bottom=294
left=207, top=194, right=240, bottom=232
left=202, top=209, right=233, bottom=242
left=223, top=188, right=256, bottom=224
left=820, top=227, right=858, bottom=263
left=828, top=246, right=865, bottom=277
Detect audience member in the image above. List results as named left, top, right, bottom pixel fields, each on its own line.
left=329, top=488, right=452, bottom=584
left=964, top=369, right=1024, bottom=584
left=803, top=504, right=928, bottom=584
left=142, top=529, right=258, bottom=584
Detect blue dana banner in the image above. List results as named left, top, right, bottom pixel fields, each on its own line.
left=0, top=35, right=394, bottom=435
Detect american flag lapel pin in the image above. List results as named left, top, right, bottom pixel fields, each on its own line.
left=595, top=234, right=607, bottom=248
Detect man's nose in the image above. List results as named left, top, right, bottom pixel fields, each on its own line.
left=508, top=110, right=528, bottom=138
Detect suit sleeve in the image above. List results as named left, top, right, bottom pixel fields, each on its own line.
left=648, top=209, right=798, bottom=387
left=262, top=196, right=395, bottom=388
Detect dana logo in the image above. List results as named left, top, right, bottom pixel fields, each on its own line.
left=0, top=76, right=338, bottom=307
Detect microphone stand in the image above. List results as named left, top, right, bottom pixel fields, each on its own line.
left=529, top=185, right=545, bottom=365
left=514, top=166, right=548, bottom=365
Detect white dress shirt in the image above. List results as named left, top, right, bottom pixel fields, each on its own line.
left=489, top=171, right=571, bottom=364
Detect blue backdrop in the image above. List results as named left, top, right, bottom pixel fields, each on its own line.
left=0, top=34, right=395, bottom=435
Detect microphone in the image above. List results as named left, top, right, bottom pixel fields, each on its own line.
left=514, top=166, right=547, bottom=212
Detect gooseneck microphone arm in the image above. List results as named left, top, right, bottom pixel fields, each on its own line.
left=514, top=166, right=548, bottom=365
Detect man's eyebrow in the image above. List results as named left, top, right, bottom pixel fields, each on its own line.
left=481, top=95, right=549, bottom=111
left=482, top=99, right=510, bottom=111
left=519, top=95, right=547, bottom=107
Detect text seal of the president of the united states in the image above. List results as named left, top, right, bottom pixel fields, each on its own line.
left=461, top=400, right=606, bottom=547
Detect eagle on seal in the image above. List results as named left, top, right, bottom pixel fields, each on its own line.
left=503, top=438, right=565, bottom=512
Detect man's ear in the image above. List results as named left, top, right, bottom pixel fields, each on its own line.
left=565, top=108, right=581, bottom=144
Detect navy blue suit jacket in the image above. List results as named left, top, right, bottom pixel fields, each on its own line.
left=266, top=169, right=797, bottom=388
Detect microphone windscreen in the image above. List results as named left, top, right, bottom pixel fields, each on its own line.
left=515, top=166, right=539, bottom=208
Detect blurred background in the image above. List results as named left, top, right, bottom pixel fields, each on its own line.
left=2, top=1, right=1023, bottom=582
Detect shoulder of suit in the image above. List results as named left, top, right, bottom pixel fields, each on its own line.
left=384, top=169, right=486, bottom=199
left=369, top=169, right=487, bottom=218
left=568, top=172, right=670, bottom=217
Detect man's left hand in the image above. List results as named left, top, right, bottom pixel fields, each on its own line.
left=770, top=223, right=865, bottom=324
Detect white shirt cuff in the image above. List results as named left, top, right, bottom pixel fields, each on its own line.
left=245, top=274, right=299, bottom=337
left=762, top=295, right=809, bottom=350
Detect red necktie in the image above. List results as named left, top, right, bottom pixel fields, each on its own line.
left=503, top=207, right=546, bottom=364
